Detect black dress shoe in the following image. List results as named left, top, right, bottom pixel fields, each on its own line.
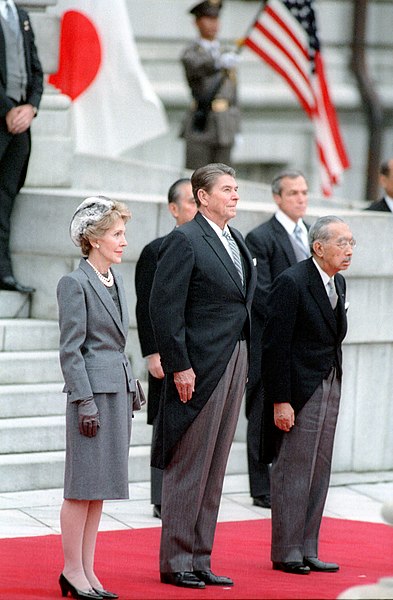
left=153, top=504, right=161, bottom=518
left=160, top=571, right=205, bottom=588
left=304, top=557, right=339, bottom=572
left=93, top=588, right=118, bottom=599
left=194, top=570, right=234, bottom=586
left=0, top=275, right=35, bottom=293
left=252, top=494, right=271, bottom=509
left=272, top=561, right=311, bottom=574
left=59, top=573, right=103, bottom=598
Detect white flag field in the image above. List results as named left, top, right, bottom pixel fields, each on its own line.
left=48, top=0, right=168, bottom=157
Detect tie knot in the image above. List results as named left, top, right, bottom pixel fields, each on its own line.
left=294, top=224, right=303, bottom=237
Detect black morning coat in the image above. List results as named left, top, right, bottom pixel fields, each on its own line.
left=149, top=211, right=257, bottom=469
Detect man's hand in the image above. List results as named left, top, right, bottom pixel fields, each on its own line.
left=274, top=402, right=295, bottom=432
left=174, top=368, right=196, bottom=403
left=147, top=353, right=164, bottom=379
left=6, top=104, right=35, bottom=135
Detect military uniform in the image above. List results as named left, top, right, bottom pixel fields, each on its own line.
left=180, top=1, right=240, bottom=169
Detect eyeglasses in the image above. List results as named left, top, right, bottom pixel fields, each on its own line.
left=332, top=239, right=357, bottom=249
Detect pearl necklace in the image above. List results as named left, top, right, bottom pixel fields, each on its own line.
left=86, top=259, right=114, bottom=287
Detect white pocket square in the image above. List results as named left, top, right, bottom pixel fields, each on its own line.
left=253, top=257, right=257, bottom=266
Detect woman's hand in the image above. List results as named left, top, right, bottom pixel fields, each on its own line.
left=77, top=397, right=100, bottom=437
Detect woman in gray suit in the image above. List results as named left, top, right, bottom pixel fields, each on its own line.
left=57, top=197, right=134, bottom=600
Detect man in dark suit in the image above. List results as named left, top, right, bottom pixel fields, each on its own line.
left=180, top=0, right=240, bottom=169
left=0, top=0, right=43, bottom=292
left=365, top=158, right=393, bottom=212
left=150, top=163, right=256, bottom=589
left=245, top=170, right=310, bottom=509
left=262, top=215, right=355, bottom=575
left=134, top=178, right=196, bottom=519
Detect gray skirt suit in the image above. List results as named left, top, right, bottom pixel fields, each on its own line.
left=57, top=259, right=134, bottom=500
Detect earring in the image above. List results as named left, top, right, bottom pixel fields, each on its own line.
left=96, top=244, right=100, bottom=249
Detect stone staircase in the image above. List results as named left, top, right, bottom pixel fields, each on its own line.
left=0, top=310, right=247, bottom=493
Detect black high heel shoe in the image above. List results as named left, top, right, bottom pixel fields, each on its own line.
left=59, top=574, right=104, bottom=599
left=93, top=588, right=119, bottom=599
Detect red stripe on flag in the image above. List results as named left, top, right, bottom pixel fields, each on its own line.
left=244, top=0, right=350, bottom=196
left=244, top=38, right=313, bottom=115
left=265, top=4, right=308, bottom=59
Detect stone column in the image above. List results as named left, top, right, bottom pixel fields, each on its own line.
left=18, top=1, right=73, bottom=187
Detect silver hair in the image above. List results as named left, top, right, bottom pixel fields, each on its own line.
left=308, top=215, right=345, bottom=254
left=69, top=196, right=114, bottom=247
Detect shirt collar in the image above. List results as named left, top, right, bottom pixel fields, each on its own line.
left=275, top=209, right=306, bottom=236
left=198, top=38, right=220, bottom=52
left=384, top=195, right=393, bottom=211
left=200, top=213, right=227, bottom=239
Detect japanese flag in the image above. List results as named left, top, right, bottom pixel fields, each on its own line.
left=48, top=0, right=168, bottom=157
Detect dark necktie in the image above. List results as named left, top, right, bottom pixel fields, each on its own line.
left=222, top=230, right=244, bottom=286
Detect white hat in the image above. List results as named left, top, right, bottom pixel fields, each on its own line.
left=69, top=196, right=114, bottom=247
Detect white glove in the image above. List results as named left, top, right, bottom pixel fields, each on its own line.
left=218, top=51, right=239, bottom=70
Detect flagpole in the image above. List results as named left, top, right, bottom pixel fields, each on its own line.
left=234, top=0, right=265, bottom=53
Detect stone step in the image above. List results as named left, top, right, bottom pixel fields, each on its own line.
left=0, top=440, right=247, bottom=493
left=0, top=319, right=59, bottom=351
left=0, top=383, right=64, bottom=418
left=0, top=350, right=62, bottom=385
left=0, top=409, right=150, bottom=454
left=0, top=292, right=31, bottom=318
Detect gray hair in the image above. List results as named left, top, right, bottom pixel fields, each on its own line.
left=191, top=163, right=236, bottom=207
left=271, top=169, right=306, bottom=195
left=308, top=215, right=345, bottom=254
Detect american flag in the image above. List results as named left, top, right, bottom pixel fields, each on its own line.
left=244, top=0, right=350, bottom=196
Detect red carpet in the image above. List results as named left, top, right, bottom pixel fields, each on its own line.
left=1, top=518, right=391, bottom=599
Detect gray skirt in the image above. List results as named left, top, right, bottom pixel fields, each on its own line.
left=64, top=379, right=132, bottom=500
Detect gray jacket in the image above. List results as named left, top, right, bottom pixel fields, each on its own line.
left=57, top=259, right=133, bottom=403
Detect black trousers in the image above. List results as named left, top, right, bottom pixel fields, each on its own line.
left=246, top=379, right=271, bottom=498
left=0, top=116, right=30, bottom=277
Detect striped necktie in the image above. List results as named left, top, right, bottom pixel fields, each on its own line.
left=222, top=230, right=244, bottom=286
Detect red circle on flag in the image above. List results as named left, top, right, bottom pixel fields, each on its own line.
left=49, top=10, right=102, bottom=101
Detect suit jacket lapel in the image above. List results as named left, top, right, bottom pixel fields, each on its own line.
left=271, top=217, right=298, bottom=264
left=306, top=259, right=338, bottom=334
left=79, top=259, right=126, bottom=338
left=230, top=226, right=254, bottom=297
left=335, top=275, right=348, bottom=340
left=114, top=272, right=129, bottom=333
left=195, top=213, right=245, bottom=294
left=0, top=22, right=6, bottom=89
